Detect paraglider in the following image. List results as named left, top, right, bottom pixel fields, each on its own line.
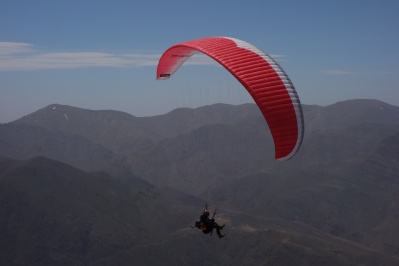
left=194, top=204, right=225, bottom=239
left=156, top=36, right=304, bottom=160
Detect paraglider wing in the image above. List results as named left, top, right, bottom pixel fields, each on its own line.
left=156, top=37, right=304, bottom=160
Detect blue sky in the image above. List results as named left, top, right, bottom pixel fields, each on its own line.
left=1, top=0, right=398, bottom=123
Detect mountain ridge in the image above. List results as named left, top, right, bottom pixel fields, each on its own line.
left=1, top=99, right=398, bottom=263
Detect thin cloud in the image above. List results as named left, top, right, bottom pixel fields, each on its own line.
left=0, top=42, right=163, bottom=71
left=0, top=42, right=34, bottom=55
left=271, top=54, right=286, bottom=58
left=321, top=70, right=353, bottom=75
left=271, top=54, right=290, bottom=62
left=0, top=42, right=290, bottom=71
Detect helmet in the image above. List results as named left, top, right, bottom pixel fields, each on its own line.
left=203, top=209, right=210, bottom=217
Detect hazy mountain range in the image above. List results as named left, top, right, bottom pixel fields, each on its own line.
left=1, top=99, right=398, bottom=265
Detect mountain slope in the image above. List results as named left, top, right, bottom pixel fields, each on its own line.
left=0, top=156, right=198, bottom=265
left=127, top=100, right=399, bottom=194
left=304, top=99, right=399, bottom=132
left=0, top=123, right=126, bottom=173
left=1, top=156, right=398, bottom=265
left=210, top=132, right=399, bottom=255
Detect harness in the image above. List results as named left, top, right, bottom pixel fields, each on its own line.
left=195, top=207, right=216, bottom=235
